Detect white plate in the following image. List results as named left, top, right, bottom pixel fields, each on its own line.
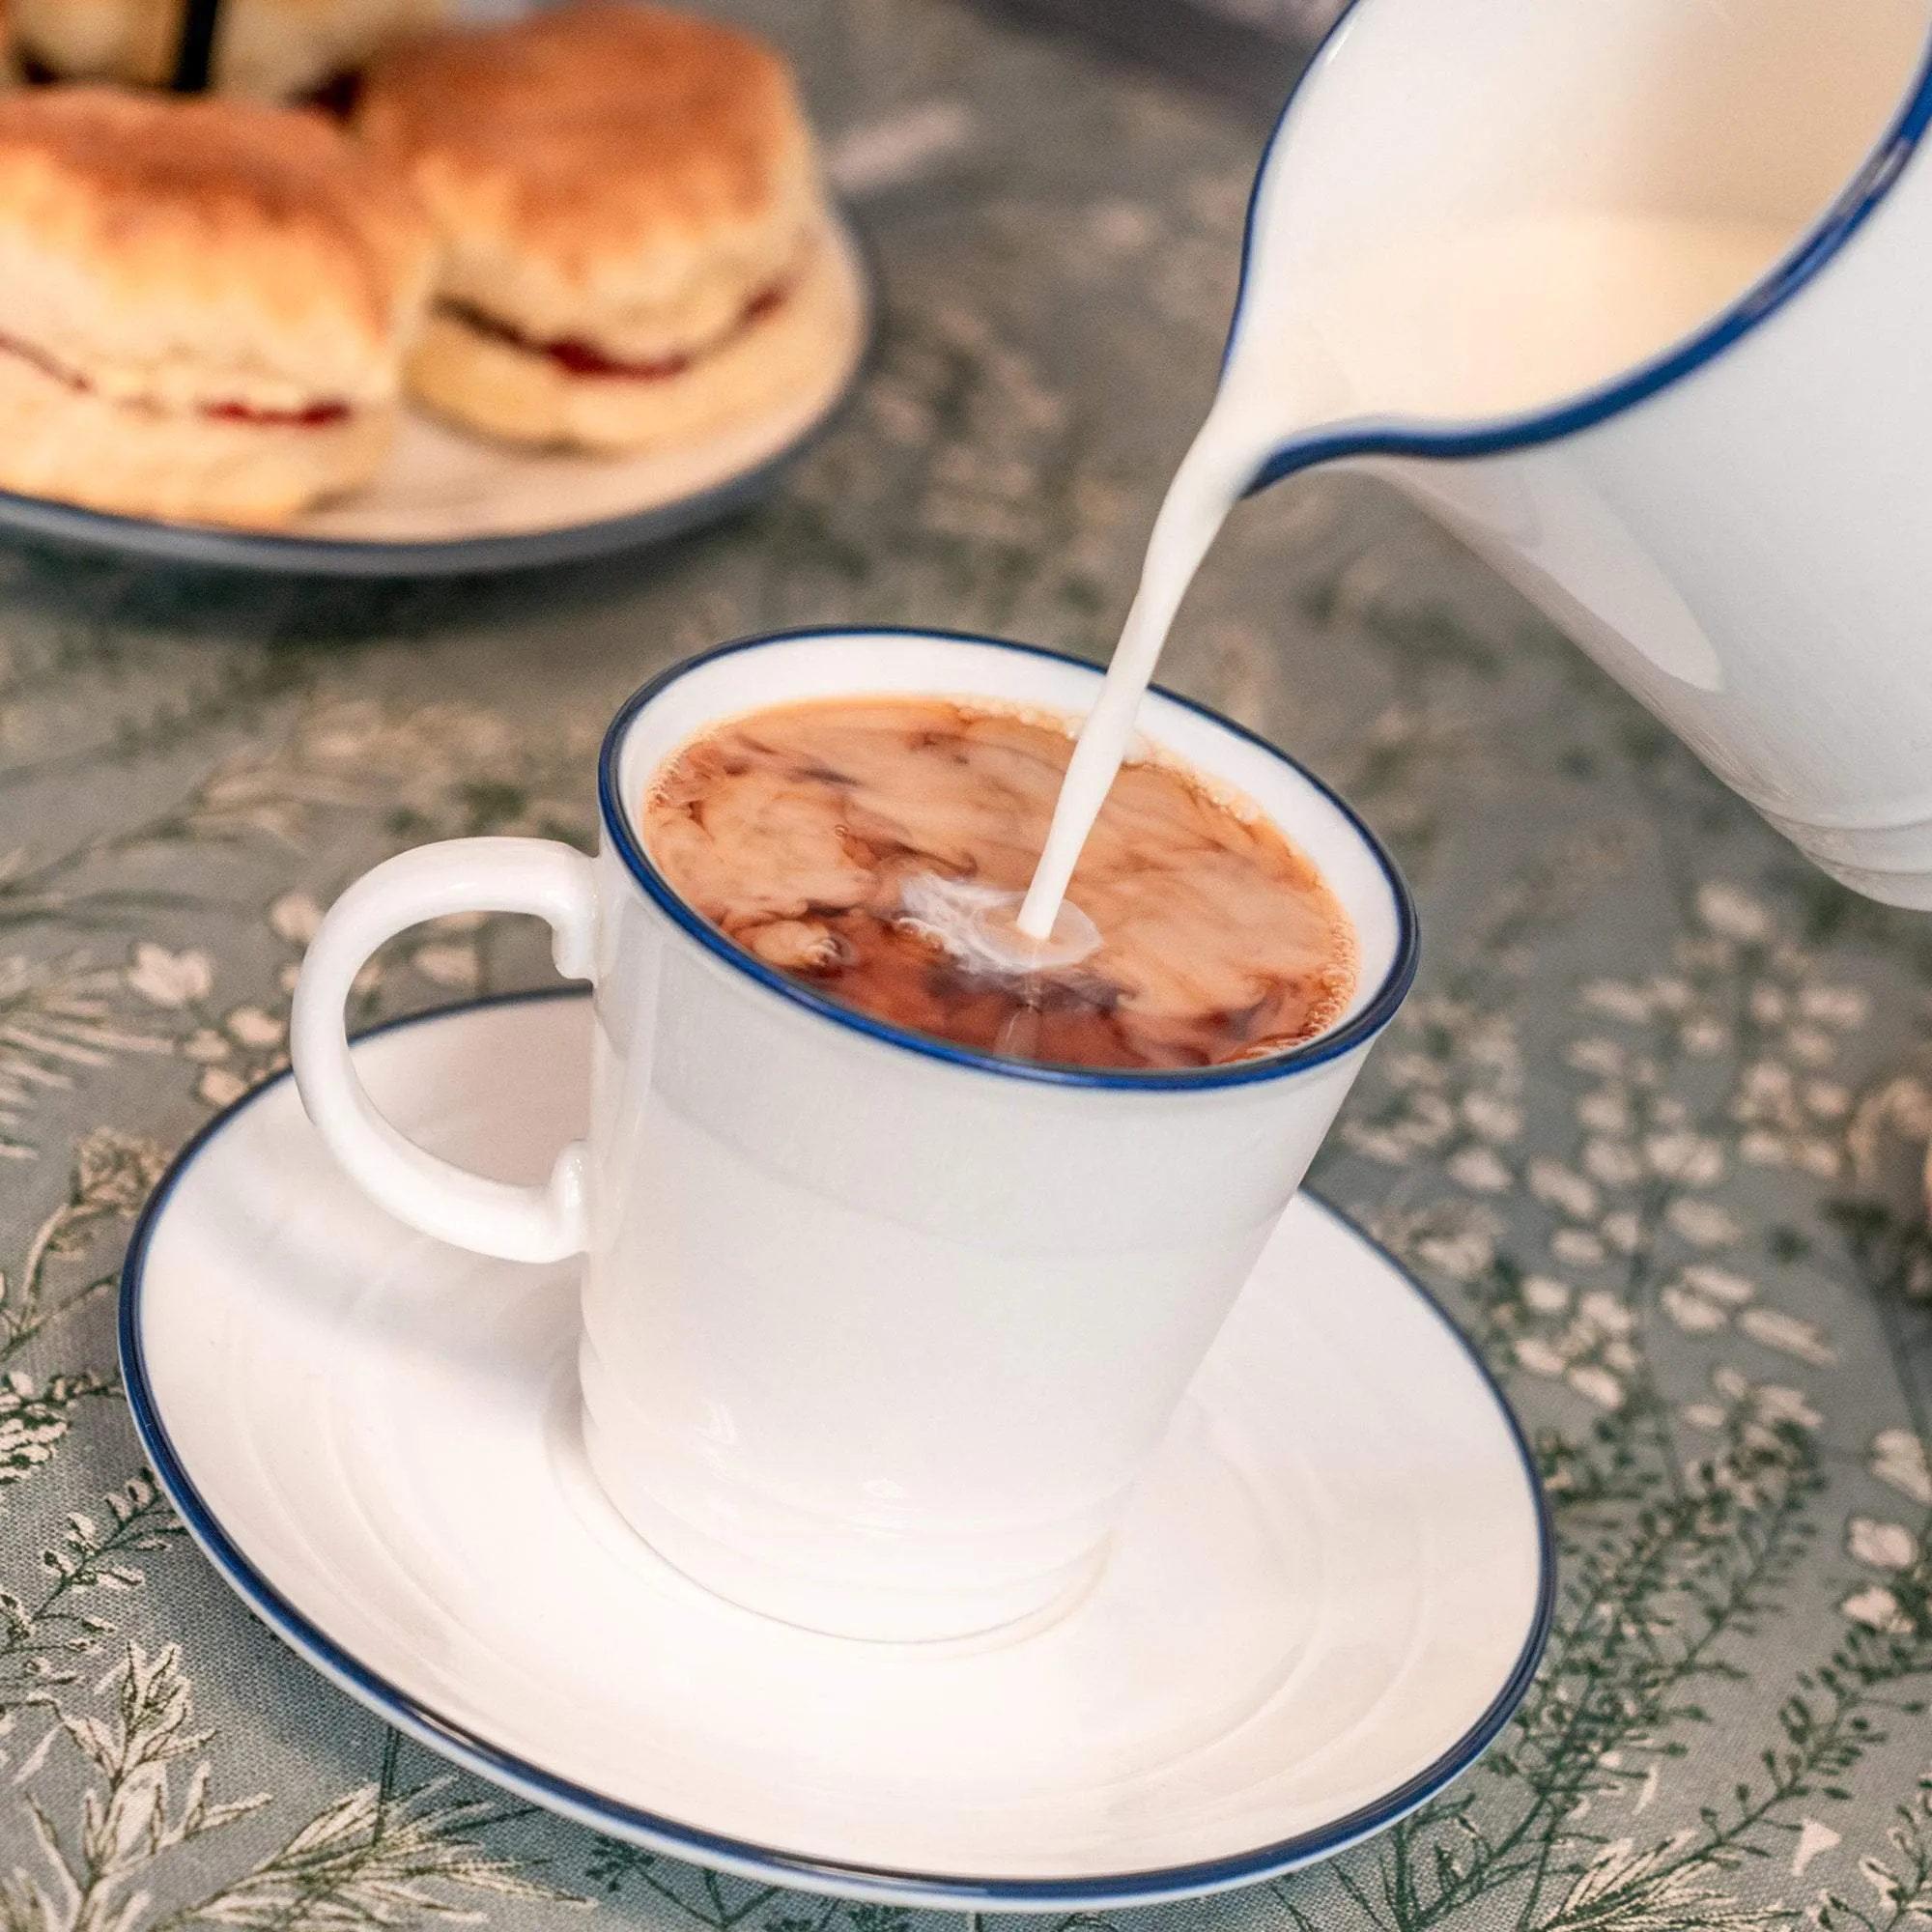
left=121, top=992, right=1550, bottom=1910
left=0, top=217, right=873, bottom=578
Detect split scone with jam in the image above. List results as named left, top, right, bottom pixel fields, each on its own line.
left=0, top=87, right=434, bottom=526
left=357, top=1, right=846, bottom=453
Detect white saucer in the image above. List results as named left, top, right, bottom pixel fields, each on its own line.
left=122, top=992, right=1550, bottom=1911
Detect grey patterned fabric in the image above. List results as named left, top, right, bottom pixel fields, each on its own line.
left=2, top=5, right=1930, bottom=1930
left=1179, top=0, right=1342, bottom=40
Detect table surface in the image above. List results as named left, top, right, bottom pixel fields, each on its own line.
left=5, top=5, right=1932, bottom=1929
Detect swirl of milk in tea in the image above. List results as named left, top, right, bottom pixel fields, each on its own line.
left=1010, top=208, right=1795, bottom=944
left=644, top=697, right=1358, bottom=1071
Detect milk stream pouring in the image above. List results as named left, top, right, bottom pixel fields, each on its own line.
left=1017, top=212, right=1800, bottom=940
left=1011, top=0, right=1932, bottom=929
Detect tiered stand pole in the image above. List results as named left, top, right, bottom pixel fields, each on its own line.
left=172, top=0, right=225, bottom=91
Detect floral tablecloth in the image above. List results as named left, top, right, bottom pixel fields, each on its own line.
left=4, top=5, right=1932, bottom=1930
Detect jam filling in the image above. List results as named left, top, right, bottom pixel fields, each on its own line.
left=440, top=282, right=787, bottom=381
left=0, top=329, right=352, bottom=427
left=203, top=398, right=353, bottom=427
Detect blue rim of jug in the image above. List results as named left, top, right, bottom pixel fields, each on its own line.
left=1237, top=2, right=1932, bottom=493
left=118, top=986, right=1556, bottom=1910
left=597, top=626, right=1421, bottom=1092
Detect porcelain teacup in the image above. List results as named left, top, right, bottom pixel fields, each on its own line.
left=290, top=628, right=1416, bottom=1641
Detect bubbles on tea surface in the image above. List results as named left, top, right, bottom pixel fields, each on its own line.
left=896, top=873, right=1101, bottom=979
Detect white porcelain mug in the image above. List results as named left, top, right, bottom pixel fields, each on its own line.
left=291, top=629, right=1417, bottom=1641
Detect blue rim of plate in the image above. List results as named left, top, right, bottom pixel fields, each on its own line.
left=599, top=626, right=1421, bottom=1093
left=119, top=986, right=1554, bottom=1912
left=1236, top=3, right=1932, bottom=492
left=0, top=215, right=878, bottom=580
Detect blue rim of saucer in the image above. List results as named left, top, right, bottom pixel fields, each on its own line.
left=598, top=627, right=1422, bottom=1092
left=0, top=214, right=878, bottom=580
left=1236, top=3, right=1932, bottom=492
left=119, top=987, right=1555, bottom=1911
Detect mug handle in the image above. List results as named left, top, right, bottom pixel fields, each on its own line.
left=290, top=838, right=599, bottom=1264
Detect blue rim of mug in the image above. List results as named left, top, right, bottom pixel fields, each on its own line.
left=1237, top=3, right=1932, bottom=492
left=118, top=985, right=1556, bottom=1910
left=597, top=627, right=1421, bottom=1091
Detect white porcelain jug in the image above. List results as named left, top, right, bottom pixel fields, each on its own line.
left=1236, top=0, right=1932, bottom=905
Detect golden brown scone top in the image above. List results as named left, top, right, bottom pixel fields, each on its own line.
left=361, top=2, right=807, bottom=248
left=359, top=3, right=823, bottom=356
left=0, top=87, right=434, bottom=410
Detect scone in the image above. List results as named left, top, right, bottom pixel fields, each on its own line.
left=11, top=0, right=443, bottom=101
left=358, top=2, right=843, bottom=452
left=0, top=87, right=434, bottom=527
